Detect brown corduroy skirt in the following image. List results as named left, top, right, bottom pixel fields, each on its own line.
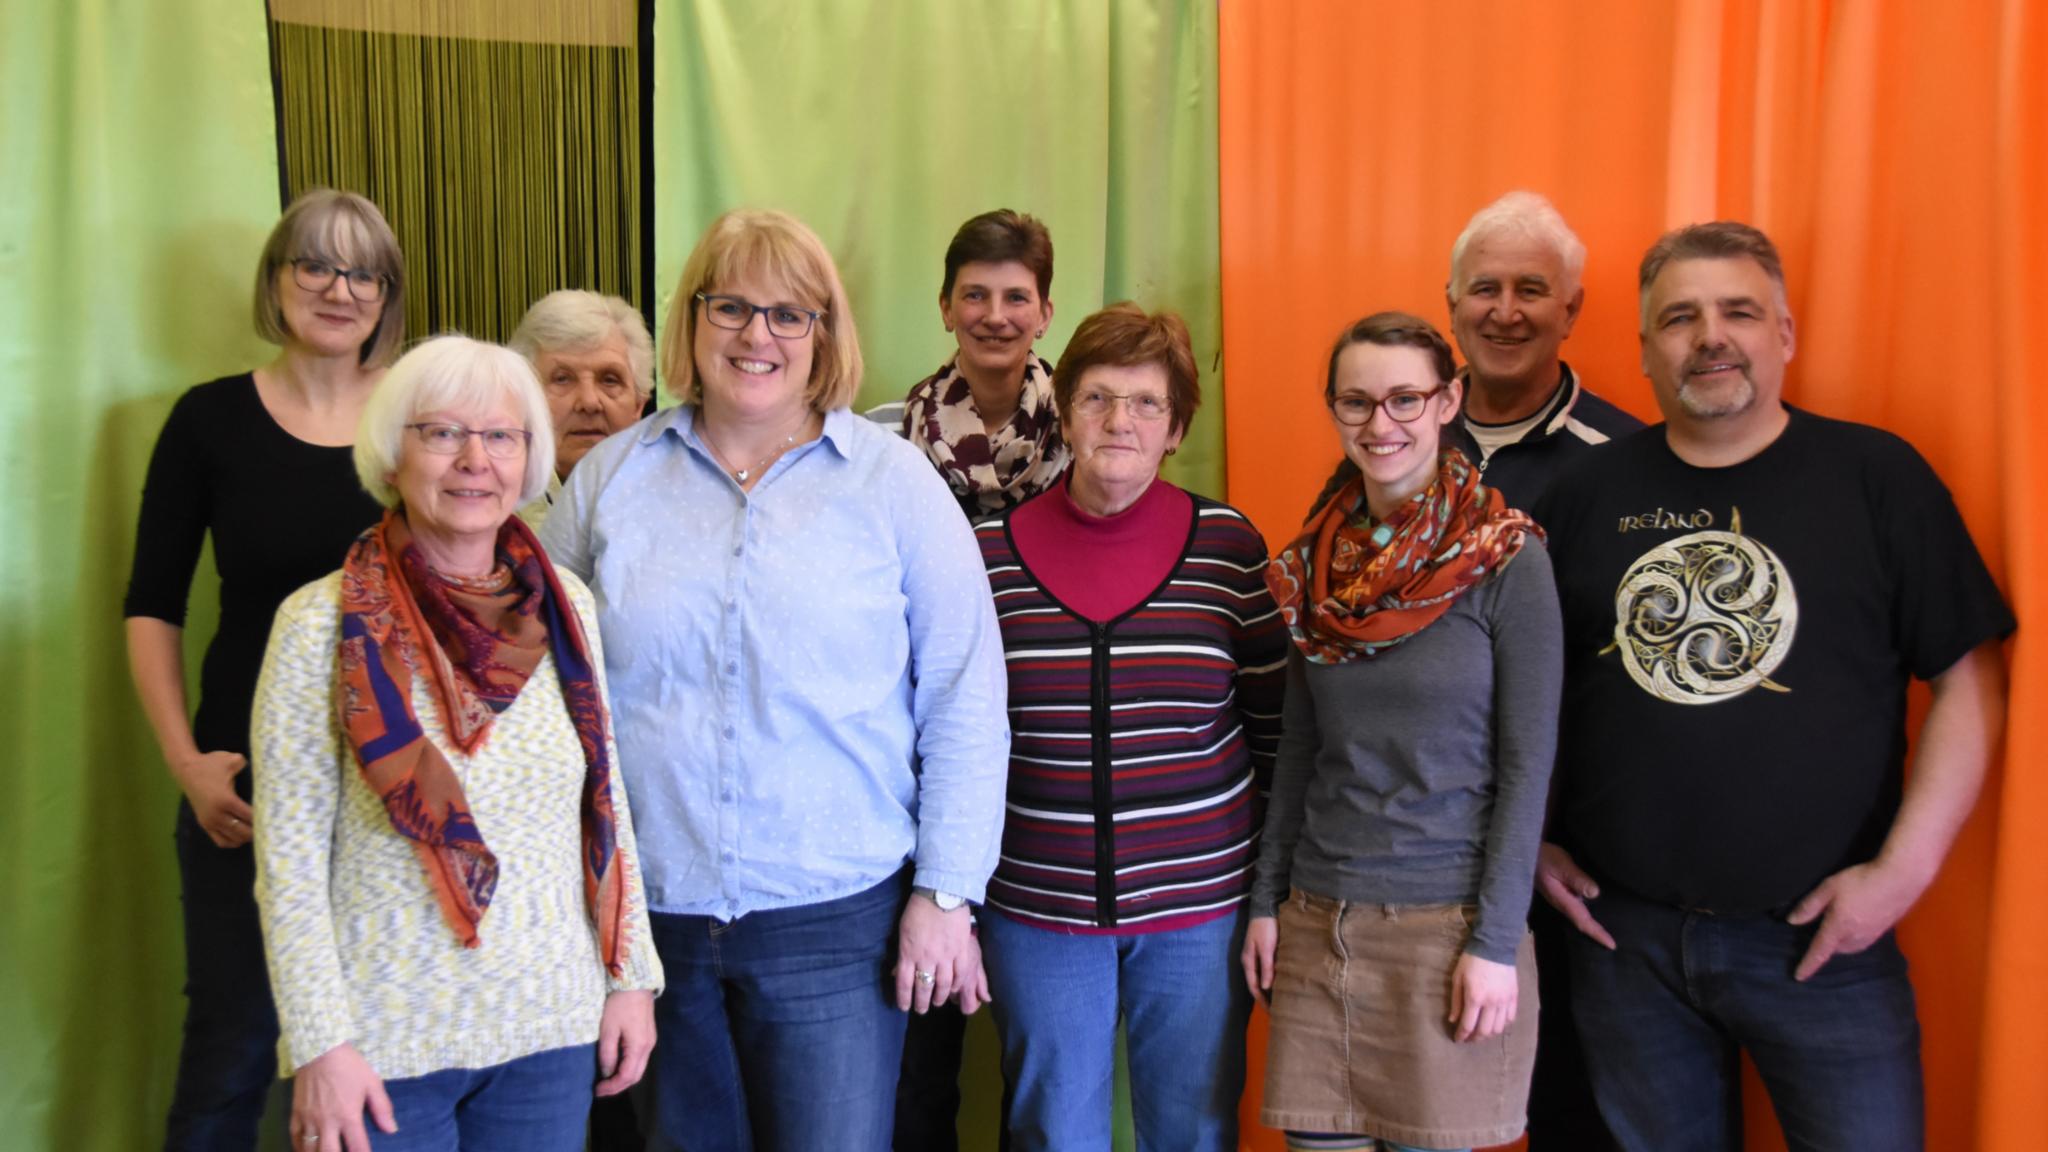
left=1259, top=890, right=1538, bottom=1148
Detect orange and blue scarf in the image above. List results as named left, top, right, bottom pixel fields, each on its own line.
left=336, top=509, right=626, bottom=975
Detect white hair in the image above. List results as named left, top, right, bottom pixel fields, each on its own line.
left=1448, top=191, right=1588, bottom=300
left=354, top=334, right=556, bottom=508
left=508, top=290, right=655, bottom=398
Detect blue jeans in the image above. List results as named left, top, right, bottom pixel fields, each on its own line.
left=1568, top=889, right=1924, bottom=1152
left=373, top=1043, right=596, bottom=1150
left=980, top=908, right=1251, bottom=1152
left=164, top=798, right=281, bottom=1151
left=645, top=872, right=910, bottom=1152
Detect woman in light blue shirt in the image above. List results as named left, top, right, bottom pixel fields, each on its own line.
left=538, top=208, right=1009, bottom=1152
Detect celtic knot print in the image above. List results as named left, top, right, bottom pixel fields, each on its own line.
left=1610, top=510, right=1797, bottom=704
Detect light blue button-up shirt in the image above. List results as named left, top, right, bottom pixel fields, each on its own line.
left=539, top=405, right=1009, bottom=919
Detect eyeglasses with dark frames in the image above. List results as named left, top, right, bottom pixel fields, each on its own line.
left=290, top=258, right=388, bottom=303
left=405, top=422, right=531, bottom=459
left=1329, top=384, right=1449, bottom=426
left=696, top=293, right=823, bottom=339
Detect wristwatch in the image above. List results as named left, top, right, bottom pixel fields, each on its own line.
left=913, top=885, right=967, bottom=912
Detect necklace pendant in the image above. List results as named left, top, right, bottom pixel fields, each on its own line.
left=734, top=468, right=750, bottom=482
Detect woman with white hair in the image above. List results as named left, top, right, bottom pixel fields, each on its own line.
left=508, top=290, right=656, bottom=524
left=251, top=335, right=662, bottom=1151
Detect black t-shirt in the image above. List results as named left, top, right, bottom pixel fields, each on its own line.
left=123, top=374, right=384, bottom=755
left=1535, top=407, right=2014, bottom=912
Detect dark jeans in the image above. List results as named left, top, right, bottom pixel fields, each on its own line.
left=1524, top=898, right=1619, bottom=1151
left=374, top=1043, right=597, bottom=1150
left=164, top=798, right=280, bottom=1152
left=1568, top=889, right=1925, bottom=1152
left=645, top=873, right=910, bottom=1152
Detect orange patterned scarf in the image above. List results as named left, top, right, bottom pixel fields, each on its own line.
left=1266, top=449, right=1540, bottom=663
left=336, top=509, right=626, bottom=974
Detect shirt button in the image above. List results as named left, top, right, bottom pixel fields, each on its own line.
left=721, top=850, right=735, bottom=863
left=725, top=599, right=737, bottom=612
left=725, top=661, right=738, bottom=674
left=731, top=544, right=742, bottom=556
left=720, top=789, right=733, bottom=802
left=722, top=725, right=735, bottom=739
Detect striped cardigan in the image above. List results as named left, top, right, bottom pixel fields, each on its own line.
left=978, top=494, right=1287, bottom=930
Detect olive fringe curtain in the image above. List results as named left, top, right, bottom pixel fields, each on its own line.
left=268, top=2, right=643, bottom=344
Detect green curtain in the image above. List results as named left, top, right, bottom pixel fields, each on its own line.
left=0, top=1, right=282, bottom=1149
left=655, top=0, right=1225, bottom=496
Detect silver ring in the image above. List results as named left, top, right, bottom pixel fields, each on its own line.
left=915, top=969, right=935, bottom=985
left=302, top=1135, right=320, bottom=1146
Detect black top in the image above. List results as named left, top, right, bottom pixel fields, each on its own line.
left=1535, top=408, right=2015, bottom=912
left=123, top=374, right=384, bottom=755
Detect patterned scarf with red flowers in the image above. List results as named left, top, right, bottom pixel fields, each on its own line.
left=1266, top=448, right=1541, bottom=663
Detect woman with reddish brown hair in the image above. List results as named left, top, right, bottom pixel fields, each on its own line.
left=973, top=302, right=1286, bottom=1150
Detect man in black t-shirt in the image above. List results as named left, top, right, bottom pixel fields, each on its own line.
left=1533, top=222, right=2013, bottom=1152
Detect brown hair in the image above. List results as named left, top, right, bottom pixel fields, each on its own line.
left=1323, top=311, right=1457, bottom=402
left=1637, top=221, right=1788, bottom=327
left=661, top=209, right=863, bottom=411
left=941, top=209, right=1054, bottom=300
left=1052, top=302, right=1200, bottom=436
left=253, top=188, right=407, bottom=367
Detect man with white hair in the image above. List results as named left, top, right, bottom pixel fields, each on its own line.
left=1444, top=190, right=1641, bottom=510
left=509, top=289, right=656, bottom=525
left=1441, top=192, right=1641, bottom=1150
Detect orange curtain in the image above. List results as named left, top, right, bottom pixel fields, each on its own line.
left=1217, top=2, right=2046, bottom=1149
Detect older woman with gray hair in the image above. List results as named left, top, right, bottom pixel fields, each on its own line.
left=251, top=334, right=662, bottom=1151
left=508, top=290, right=656, bottom=524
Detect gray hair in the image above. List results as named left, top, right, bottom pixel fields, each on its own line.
left=1637, top=221, right=1790, bottom=328
left=355, top=335, right=556, bottom=508
left=1448, top=191, right=1587, bottom=300
left=254, top=189, right=407, bottom=367
left=508, top=290, right=655, bottom=398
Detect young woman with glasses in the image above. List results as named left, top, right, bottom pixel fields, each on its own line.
left=1243, top=312, right=1561, bottom=1152
left=123, top=188, right=405, bottom=1150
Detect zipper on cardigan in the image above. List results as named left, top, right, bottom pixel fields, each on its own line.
left=1088, top=620, right=1118, bottom=927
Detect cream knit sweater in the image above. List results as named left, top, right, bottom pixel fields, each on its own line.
left=252, top=568, right=662, bottom=1080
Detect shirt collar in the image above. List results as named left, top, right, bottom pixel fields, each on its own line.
left=640, top=402, right=856, bottom=463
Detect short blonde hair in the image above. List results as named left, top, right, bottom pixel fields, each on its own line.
left=509, top=290, right=655, bottom=398
left=254, top=189, right=407, bottom=368
left=354, top=335, right=556, bottom=509
left=661, top=209, right=862, bottom=411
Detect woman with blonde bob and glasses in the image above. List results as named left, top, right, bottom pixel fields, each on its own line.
left=1243, top=313, right=1559, bottom=1152
left=974, top=302, right=1286, bottom=1150
left=538, top=209, right=1008, bottom=1152
left=124, top=188, right=404, bottom=1148
left=251, top=335, right=662, bottom=1151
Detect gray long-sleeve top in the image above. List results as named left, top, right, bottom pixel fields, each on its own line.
left=1248, top=542, right=1562, bottom=963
